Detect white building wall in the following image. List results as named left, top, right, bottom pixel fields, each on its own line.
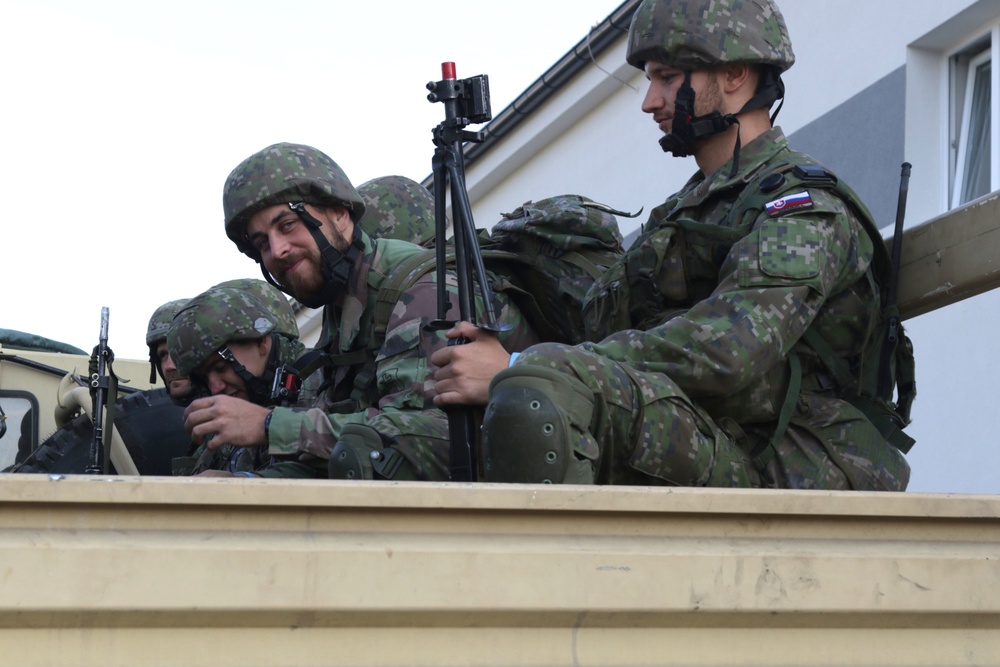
left=463, top=0, right=1000, bottom=494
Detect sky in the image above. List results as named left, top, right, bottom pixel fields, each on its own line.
left=1, top=0, right=623, bottom=360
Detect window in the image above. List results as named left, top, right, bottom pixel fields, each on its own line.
left=0, top=394, right=37, bottom=470
left=950, top=28, right=999, bottom=208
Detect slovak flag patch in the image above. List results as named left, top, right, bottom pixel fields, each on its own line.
left=765, top=191, right=813, bottom=216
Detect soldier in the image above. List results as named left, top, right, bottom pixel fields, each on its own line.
left=167, top=279, right=316, bottom=477
left=146, top=299, right=192, bottom=401
left=203, top=143, right=538, bottom=480
left=356, top=175, right=437, bottom=247
left=435, top=0, right=913, bottom=490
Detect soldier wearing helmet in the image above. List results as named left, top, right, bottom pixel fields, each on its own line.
left=213, top=143, right=538, bottom=481
left=357, top=175, right=437, bottom=247
left=146, top=298, right=191, bottom=401
left=440, top=0, right=912, bottom=491
left=167, top=280, right=319, bottom=476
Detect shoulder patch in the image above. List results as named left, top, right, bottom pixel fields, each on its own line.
left=765, top=191, right=813, bottom=216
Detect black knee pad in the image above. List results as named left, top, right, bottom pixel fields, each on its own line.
left=328, top=424, right=417, bottom=481
left=481, top=365, right=596, bottom=484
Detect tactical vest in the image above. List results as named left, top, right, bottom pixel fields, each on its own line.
left=586, top=155, right=916, bottom=459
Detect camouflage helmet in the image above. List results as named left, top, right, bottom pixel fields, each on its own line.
left=215, top=278, right=299, bottom=337
left=222, top=142, right=367, bottom=259
left=146, top=298, right=190, bottom=348
left=167, top=282, right=299, bottom=378
left=146, top=298, right=189, bottom=382
left=357, top=175, right=437, bottom=246
left=626, top=0, right=795, bottom=73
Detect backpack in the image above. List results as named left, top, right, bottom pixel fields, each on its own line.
left=478, top=195, right=626, bottom=344
left=353, top=195, right=626, bottom=402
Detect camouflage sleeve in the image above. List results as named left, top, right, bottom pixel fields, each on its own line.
left=265, top=271, right=538, bottom=470
left=583, top=188, right=872, bottom=397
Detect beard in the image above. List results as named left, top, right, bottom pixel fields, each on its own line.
left=692, top=74, right=724, bottom=119
left=271, top=248, right=326, bottom=306
left=267, top=209, right=354, bottom=308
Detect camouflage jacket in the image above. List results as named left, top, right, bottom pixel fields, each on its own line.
left=585, top=127, right=880, bottom=426
left=264, top=229, right=539, bottom=477
left=173, top=335, right=316, bottom=476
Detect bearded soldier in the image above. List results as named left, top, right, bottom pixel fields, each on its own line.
left=202, top=144, right=538, bottom=480
left=437, top=0, right=914, bottom=490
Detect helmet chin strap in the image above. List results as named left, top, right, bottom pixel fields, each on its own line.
left=256, top=202, right=366, bottom=309
left=215, top=335, right=281, bottom=406
left=659, top=71, right=738, bottom=159
left=659, top=69, right=786, bottom=178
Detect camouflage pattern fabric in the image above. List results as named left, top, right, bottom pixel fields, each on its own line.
left=168, top=281, right=296, bottom=378
left=166, top=281, right=311, bottom=477
left=264, top=228, right=541, bottom=481
left=357, top=175, right=437, bottom=247
left=223, top=142, right=367, bottom=258
left=626, top=0, right=795, bottom=72
left=217, top=278, right=299, bottom=336
left=146, top=298, right=189, bottom=381
left=146, top=299, right=190, bottom=348
left=489, top=128, right=910, bottom=491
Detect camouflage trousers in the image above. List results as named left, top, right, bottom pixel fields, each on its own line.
left=502, top=343, right=909, bottom=491
left=295, top=403, right=454, bottom=481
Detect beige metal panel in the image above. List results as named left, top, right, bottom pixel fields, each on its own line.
left=0, top=348, right=155, bottom=442
left=1, top=476, right=998, bottom=666
left=897, top=191, right=1000, bottom=320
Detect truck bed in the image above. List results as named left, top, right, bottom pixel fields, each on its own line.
left=2, top=475, right=997, bottom=666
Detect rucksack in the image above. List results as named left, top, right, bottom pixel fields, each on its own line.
left=478, top=195, right=626, bottom=344
left=356, top=195, right=626, bottom=401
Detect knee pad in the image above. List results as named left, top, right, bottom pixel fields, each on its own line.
left=328, top=424, right=417, bottom=481
left=482, top=365, right=596, bottom=484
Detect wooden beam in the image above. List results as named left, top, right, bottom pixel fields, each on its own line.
left=896, top=191, right=1000, bottom=320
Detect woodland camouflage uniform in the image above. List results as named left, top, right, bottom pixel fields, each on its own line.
left=480, top=0, right=912, bottom=491
left=223, top=143, right=539, bottom=481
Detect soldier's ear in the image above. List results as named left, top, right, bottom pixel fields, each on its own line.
left=720, top=63, right=752, bottom=94
left=255, top=335, right=272, bottom=359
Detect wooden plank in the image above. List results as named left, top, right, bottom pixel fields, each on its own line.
left=896, top=191, right=1000, bottom=319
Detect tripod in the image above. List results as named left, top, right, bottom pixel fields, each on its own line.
left=427, top=62, right=508, bottom=481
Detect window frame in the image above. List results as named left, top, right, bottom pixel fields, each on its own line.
left=949, top=25, right=1000, bottom=208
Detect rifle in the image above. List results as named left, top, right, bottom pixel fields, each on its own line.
left=426, top=63, right=509, bottom=482
left=877, top=162, right=912, bottom=403
left=86, top=307, right=118, bottom=474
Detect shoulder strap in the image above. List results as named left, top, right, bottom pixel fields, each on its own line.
left=730, top=157, right=916, bottom=453
left=348, top=248, right=442, bottom=406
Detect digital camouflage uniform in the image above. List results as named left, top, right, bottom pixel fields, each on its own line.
left=223, top=143, right=539, bottom=481
left=480, top=0, right=911, bottom=491
left=167, top=280, right=313, bottom=476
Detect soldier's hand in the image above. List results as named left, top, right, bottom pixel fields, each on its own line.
left=431, top=321, right=510, bottom=407
left=182, top=395, right=270, bottom=448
